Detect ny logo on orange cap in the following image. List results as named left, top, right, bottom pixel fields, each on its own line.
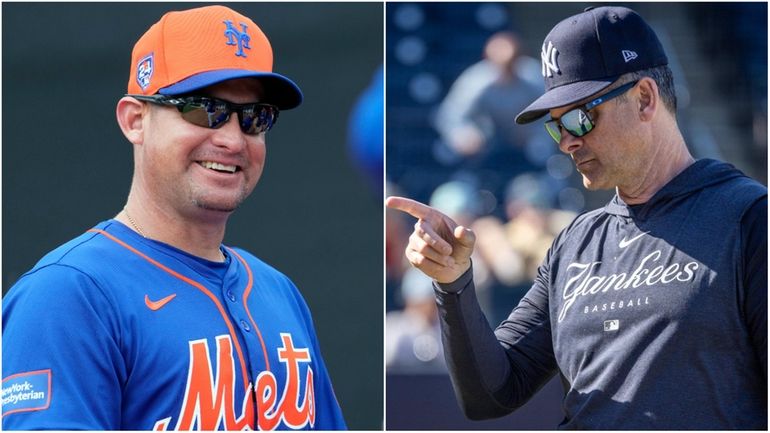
left=224, top=21, right=251, bottom=58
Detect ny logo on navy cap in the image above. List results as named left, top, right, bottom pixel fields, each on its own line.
left=516, top=6, right=668, bottom=124
left=541, top=41, right=559, bottom=78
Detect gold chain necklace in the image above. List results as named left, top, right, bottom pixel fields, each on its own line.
left=121, top=207, right=225, bottom=261
left=123, top=207, right=146, bottom=237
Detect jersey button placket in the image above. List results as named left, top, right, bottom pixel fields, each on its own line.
left=240, top=319, right=251, bottom=332
left=227, top=290, right=237, bottom=303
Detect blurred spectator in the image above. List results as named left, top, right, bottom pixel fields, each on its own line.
left=433, top=32, right=553, bottom=199
left=473, top=173, right=576, bottom=305
left=386, top=268, right=446, bottom=373
left=501, top=173, right=576, bottom=281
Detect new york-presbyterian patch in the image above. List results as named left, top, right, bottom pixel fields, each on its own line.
left=2, top=369, right=52, bottom=415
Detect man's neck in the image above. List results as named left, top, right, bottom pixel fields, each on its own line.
left=618, top=131, right=694, bottom=206
left=116, top=193, right=229, bottom=262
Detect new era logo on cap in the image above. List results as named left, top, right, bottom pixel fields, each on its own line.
left=622, top=50, right=638, bottom=63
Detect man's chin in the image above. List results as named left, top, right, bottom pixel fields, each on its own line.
left=581, top=176, right=609, bottom=191
left=189, top=186, right=253, bottom=213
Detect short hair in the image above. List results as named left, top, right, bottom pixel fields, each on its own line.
left=614, top=65, right=677, bottom=114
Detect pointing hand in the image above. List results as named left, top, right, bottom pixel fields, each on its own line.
left=386, top=196, right=476, bottom=284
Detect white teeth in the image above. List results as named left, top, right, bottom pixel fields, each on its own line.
left=199, top=161, right=237, bottom=173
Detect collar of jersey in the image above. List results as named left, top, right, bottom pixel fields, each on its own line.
left=107, top=219, right=232, bottom=286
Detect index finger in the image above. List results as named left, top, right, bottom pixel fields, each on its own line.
left=385, top=196, right=434, bottom=220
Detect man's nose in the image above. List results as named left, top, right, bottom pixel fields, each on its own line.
left=210, top=113, right=247, bottom=152
left=558, top=129, right=583, bottom=155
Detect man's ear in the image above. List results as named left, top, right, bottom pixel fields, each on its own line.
left=636, top=77, right=658, bottom=122
left=116, top=97, right=148, bottom=145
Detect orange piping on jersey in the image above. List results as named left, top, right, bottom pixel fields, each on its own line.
left=86, top=229, right=250, bottom=392
left=226, top=247, right=271, bottom=372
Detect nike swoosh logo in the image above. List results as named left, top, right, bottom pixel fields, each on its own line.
left=145, top=293, right=177, bottom=311
left=619, top=232, right=649, bottom=249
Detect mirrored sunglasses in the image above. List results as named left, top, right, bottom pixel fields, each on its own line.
left=544, top=80, right=638, bottom=143
left=127, top=94, right=279, bottom=135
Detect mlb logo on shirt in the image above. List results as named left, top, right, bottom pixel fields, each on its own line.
left=604, top=320, right=620, bottom=332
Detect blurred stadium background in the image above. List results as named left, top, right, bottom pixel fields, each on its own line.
left=386, top=2, right=766, bottom=429
left=2, top=2, right=382, bottom=429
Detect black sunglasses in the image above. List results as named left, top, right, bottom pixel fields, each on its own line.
left=127, top=94, right=279, bottom=135
left=544, top=80, right=638, bottom=143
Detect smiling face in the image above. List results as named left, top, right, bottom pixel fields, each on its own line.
left=138, top=78, right=267, bottom=215
left=549, top=83, right=648, bottom=191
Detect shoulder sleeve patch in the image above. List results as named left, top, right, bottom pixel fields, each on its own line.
left=2, top=369, right=52, bottom=416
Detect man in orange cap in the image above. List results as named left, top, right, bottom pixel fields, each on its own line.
left=2, top=5, right=346, bottom=430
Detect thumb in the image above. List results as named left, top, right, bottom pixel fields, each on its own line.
left=452, top=225, right=476, bottom=254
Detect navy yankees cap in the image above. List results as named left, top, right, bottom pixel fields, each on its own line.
left=515, top=6, right=668, bottom=124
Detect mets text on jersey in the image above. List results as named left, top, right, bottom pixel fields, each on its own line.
left=153, top=333, right=315, bottom=430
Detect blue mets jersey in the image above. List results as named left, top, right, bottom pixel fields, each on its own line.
left=2, top=220, right=347, bottom=430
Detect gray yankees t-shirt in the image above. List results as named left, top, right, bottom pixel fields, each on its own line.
left=435, top=159, right=767, bottom=429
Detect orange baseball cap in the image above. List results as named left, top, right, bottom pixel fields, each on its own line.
left=127, top=5, right=302, bottom=110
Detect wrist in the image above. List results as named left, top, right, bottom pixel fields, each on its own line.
left=434, top=261, right=473, bottom=295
